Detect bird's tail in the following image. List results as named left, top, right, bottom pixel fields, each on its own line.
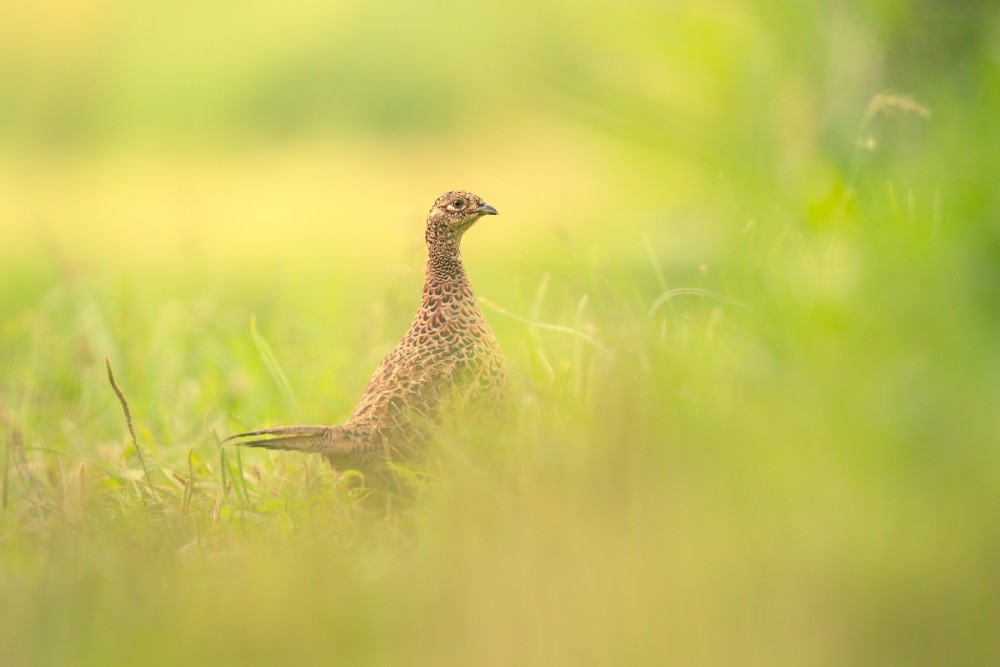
left=223, top=424, right=350, bottom=454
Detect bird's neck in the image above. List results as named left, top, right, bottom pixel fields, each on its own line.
left=424, top=237, right=470, bottom=286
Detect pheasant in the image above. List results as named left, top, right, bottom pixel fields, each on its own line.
left=225, top=191, right=508, bottom=474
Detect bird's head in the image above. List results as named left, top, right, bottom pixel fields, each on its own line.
left=425, top=190, right=498, bottom=245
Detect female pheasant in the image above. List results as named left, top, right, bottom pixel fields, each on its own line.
left=225, top=191, right=508, bottom=472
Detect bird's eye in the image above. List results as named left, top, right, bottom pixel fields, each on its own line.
left=451, top=199, right=465, bottom=209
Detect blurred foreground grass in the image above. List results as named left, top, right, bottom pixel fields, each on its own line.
left=3, top=1, right=1000, bottom=665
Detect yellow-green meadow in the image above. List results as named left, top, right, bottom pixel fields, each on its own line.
left=2, top=1, right=999, bottom=664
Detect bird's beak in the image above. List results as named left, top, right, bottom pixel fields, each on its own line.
left=475, top=202, right=499, bottom=216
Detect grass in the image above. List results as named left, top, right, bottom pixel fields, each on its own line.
left=3, top=1, right=1000, bottom=664
left=2, top=180, right=998, bottom=663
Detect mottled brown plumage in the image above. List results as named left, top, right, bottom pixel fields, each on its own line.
left=225, top=191, right=507, bottom=474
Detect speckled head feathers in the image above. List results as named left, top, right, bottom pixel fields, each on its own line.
left=426, top=191, right=498, bottom=236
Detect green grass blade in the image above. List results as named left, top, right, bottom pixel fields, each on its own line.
left=249, top=315, right=302, bottom=415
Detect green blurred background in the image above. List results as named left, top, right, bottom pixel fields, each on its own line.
left=2, top=0, right=1000, bottom=664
